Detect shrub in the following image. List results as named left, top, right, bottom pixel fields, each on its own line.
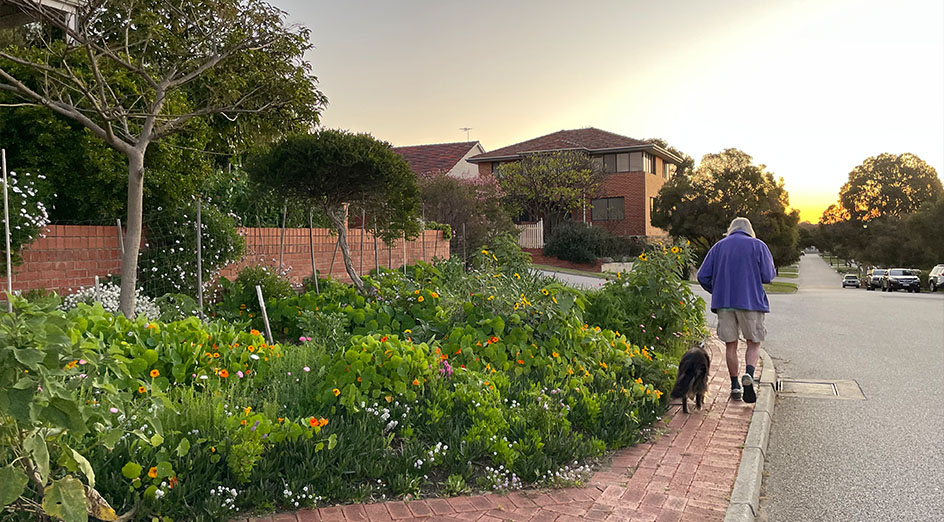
left=543, top=222, right=608, bottom=264
left=60, top=281, right=161, bottom=319
left=213, top=265, right=296, bottom=328
left=138, top=200, right=245, bottom=298
left=0, top=170, right=50, bottom=272
left=585, top=242, right=708, bottom=358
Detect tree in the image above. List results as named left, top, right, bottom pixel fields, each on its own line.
left=419, top=172, right=515, bottom=259
left=646, top=137, right=694, bottom=177
left=494, top=150, right=605, bottom=231
left=652, top=148, right=800, bottom=268
left=0, top=0, right=325, bottom=316
left=838, top=153, right=943, bottom=221
left=246, top=130, right=421, bottom=294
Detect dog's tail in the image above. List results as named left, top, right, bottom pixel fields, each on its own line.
left=670, top=367, right=695, bottom=399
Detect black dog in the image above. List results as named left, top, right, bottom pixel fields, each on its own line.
left=671, top=342, right=711, bottom=413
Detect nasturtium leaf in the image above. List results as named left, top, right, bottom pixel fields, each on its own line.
left=0, top=465, right=28, bottom=506
left=121, top=462, right=142, bottom=480
left=142, top=349, right=159, bottom=365
left=156, top=461, right=173, bottom=479
left=175, top=438, right=190, bottom=457
left=102, top=429, right=123, bottom=450
left=149, top=433, right=164, bottom=447
left=42, top=476, right=88, bottom=522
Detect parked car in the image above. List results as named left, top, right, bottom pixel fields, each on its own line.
left=929, top=264, right=944, bottom=292
left=842, top=274, right=860, bottom=288
left=865, top=268, right=887, bottom=291
left=881, top=268, right=921, bottom=293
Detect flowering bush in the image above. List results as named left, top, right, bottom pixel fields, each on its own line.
left=60, top=281, right=161, bottom=319
left=0, top=170, right=50, bottom=272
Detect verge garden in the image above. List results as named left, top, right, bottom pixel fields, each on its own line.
left=0, top=238, right=705, bottom=522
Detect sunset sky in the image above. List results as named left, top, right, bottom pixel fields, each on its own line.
left=271, top=0, right=944, bottom=223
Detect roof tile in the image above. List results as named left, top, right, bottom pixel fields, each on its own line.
left=469, top=128, right=649, bottom=161
left=393, top=141, right=480, bottom=175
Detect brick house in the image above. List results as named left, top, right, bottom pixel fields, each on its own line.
left=393, top=141, right=485, bottom=180
left=467, top=128, right=681, bottom=238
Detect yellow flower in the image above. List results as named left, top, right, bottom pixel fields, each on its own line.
left=244, top=406, right=252, bottom=416
left=671, top=246, right=680, bottom=254
left=541, top=288, right=549, bottom=295
left=481, top=249, right=489, bottom=255
left=250, top=329, right=261, bottom=336
left=492, top=254, right=498, bottom=261
left=414, top=289, right=420, bottom=295
left=418, top=296, right=425, bottom=302
left=552, top=297, right=558, bottom=304
left=638, top=253, right=648, bottom=261
left=514, top=302, right=520, bottom=310
left=137, top=386, right=147, bottom=394
left=149, top=369, right=160, bottom=378
left=148, top=467, right=158, bottom=479
left=404, top=329, right=412, bottom=334
left=635, top=378, right=643, bottom=384
left=600, top=362, right=608, bottom=369
left=430, top=292, right=439, bottom=298
left=552, top=352, right=559, bottom=358
left=487, top=295, right=494, bottom=300
left=514, top=273, right=521, bottom=279
left=332, top=388, right=340, bottom=396
left=655, top=390, right=663, bottom=399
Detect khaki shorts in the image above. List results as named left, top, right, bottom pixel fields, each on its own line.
left=717, top=310, right=767, bottom=343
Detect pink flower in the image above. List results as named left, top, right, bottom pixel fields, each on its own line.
left=237, top=371, right=244, bottom=378
left=299, top=336, right=306, bottom=342
left=306, top=337, right=312, bottom=342
left=109, top=407, right=118, bottom=413
left=303, top=366, right=310, bottom=372
left=79, top=359, right=87, bottom=365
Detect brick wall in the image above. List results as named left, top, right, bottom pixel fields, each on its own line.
left=0, top=225, right=450, bottom=295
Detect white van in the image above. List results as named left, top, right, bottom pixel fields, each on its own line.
left=929, top=264, right=944, bottom=292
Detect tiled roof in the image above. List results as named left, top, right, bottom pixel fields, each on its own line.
left=468, top=128, right=651, bottom=162
left=392, top=141, right=481, bottom=175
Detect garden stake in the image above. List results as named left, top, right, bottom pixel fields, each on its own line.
left=462, top=222, right=467, bottom=261
left=373, top=228, right=380, bottom=273
left=117, top=218, right=124, bottom=254
left=402, top=231, right=407, bottom=275
left=1, top=149, right=10, bottom=311
left=255, top=285, right=273, bottom=342
left=360, top=208, right=365, bottom=275
left=308, top=210, right=319, bottom=294
left=328, top=236, right=339, bottom=277
left=421, top=225, right=427, bottom=262
left=278, top=204, right=287, bottom=274
left=196, top=197, right=203, bottom=318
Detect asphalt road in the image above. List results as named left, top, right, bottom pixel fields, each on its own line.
left=753, top=254, right=944, bottom=521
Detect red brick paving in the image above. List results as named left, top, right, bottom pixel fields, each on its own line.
left=247, top=338, right=754, bottom=522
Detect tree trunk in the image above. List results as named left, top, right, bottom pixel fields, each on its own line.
left=327, top=206, right=366, bottom=295
left=119, top=150, right=146, bottom=317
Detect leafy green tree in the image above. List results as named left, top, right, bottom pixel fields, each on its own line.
left=0, top=0, right=325, bottom=316
left=246, top=130, right=421, bottom=294
left=495, top=150, right=605, bottom=231
left=652, top=148, right=800, bottom=268
left=646, top=137, right=694, bottom=176
left=838, top=153, right=942, bottom=221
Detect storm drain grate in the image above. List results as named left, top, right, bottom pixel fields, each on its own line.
left=776, top=379, right=866, bottom=400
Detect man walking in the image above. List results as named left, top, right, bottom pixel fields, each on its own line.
left=696, top=217, right=776, bottom=403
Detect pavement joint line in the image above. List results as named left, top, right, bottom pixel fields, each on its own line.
left=724, top=348, right=777, bottom=522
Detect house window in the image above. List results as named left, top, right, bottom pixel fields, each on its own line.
left=662, top=161, right=670, bottom=179
left=643, top=153, right=656, bottom=175
left=591, top=197, right=625, bottom=221
left=601, top=153, right=631, bottom=173
left=650, top=197, right=656, bottom=215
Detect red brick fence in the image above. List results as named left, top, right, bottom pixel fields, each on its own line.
left=0, top=225, right=450, bottom=296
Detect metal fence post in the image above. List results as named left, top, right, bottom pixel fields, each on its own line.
left=2, top=150, right=11, bottom=311
left=278, top=204, right=287, bottom=274
left=308, top=209, right=319, bottom=294
left=196, top=197, right=204, bottom=318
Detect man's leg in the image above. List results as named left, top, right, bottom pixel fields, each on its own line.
left=741, top=340, right=761, bottom=403
left=726, top=340, right=742, bottom=400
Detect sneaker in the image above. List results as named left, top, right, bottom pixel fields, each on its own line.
left=730, top=387, right=743, bottom=401
left=742, top=374, right=756, bottom=403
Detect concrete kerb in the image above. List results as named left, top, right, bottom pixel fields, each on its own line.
left=724, top=348, right=777, bottom=522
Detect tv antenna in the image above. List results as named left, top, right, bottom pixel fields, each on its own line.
left=459, top=127, right=473, bottom=141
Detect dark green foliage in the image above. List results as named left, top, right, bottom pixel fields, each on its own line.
left=839, top=153, right=942, bottom=221
left=214, top=265, right=297, bottom=326
left=652, top=148, right=800, bottom=268
left=543, top=222, right=607, bottom=264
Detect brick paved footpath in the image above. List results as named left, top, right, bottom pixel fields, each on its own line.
left=249, top=338, right=754, bottom=522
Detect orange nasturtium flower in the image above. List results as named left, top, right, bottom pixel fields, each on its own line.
left=150, top=369, right=160, bottom=378
left=635, top=378, right=643, bottom=384
left=380, top=336, right=388, bottom=343
left=490, top=336, right=499, bottom=344
left=430, top=292, right=439, bottom=298
left=148, top=467, right=158, bottom=479
left=517, top=359, right=525, bottom=365
left=250, top=329, right=261, bottom=336
left=418, top=296, right=425, bottom=302
left=412, top=378, right=420, bottom=386
left=219, top=369, right=229, bottom=378
left=332, top=388, right=341, bottom=396
left=240, top=419, right=247, bottom=426
left=309, top=417, right=319, bottom=427
left=137, top=386, right=147, bottom=394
